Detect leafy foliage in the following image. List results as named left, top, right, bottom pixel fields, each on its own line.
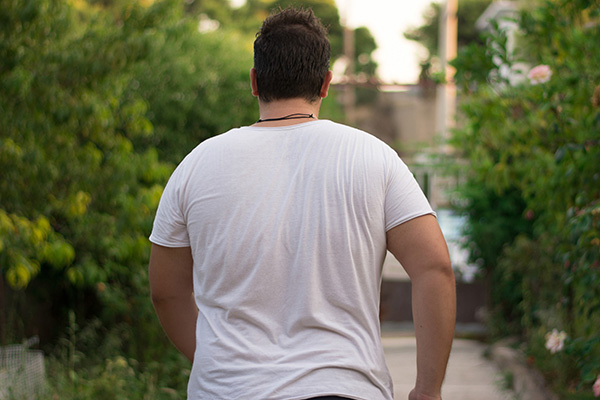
left=44, top=311, right=189, bottom=399
left=121, top=3, right=258, bottom=163
left=0, top=0, right=352, bottom=396
left=404, top=0, right=493, bottom=73
left=449, top=0, right=600, bottom=396
left=0, top=0, right=256, bottom=357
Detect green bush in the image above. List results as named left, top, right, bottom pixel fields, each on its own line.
left=0, top=0, right=348, bottom=396
left=43, top=311, right=189, bottom=399
left=449, top=0, right=600, bottom=397
left=0, top=0, right=255, bottom=359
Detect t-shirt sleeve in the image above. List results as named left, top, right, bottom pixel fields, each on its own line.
left=384, top=154, right=435, bottom=231
left=149, top=167, right=190, bottom=248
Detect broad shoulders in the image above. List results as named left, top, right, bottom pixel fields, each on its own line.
left=180, top=119, right=397, bottom=166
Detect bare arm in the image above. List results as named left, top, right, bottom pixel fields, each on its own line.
left=387, top=215, right=456, bottom=400
left=149, top=244, right=198, bottom=362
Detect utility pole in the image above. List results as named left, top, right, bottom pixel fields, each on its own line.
left=436, top=0, right=458, bottom=143
left=430, top=0, right=458, bottom=209
left=341, top=0, right=356, bottom=126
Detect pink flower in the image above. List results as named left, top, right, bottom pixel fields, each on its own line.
left=594, top=375, right=600, bottom=397
left=528, top=64, right=552, bottom=84
left=545, top=329, right=567, bottom=354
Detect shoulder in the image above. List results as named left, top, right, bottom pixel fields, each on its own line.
left=315, top=120, right=395, bottom=149
left=178, top=128, right=242, bottom=164
left=164, top=128, right=241, bottom=185
left=189, top=128, right=243, bottom=154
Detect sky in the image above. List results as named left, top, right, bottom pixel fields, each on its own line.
left=334, top=0, right=434, bottom=84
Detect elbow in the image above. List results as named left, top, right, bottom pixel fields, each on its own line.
left=150, top=288, right=192, bottom=307
left=409, top=256, right=455, bottom=285
left=435, top=258, right=455, bottom=284
left=151, top=291, right=186, bottom=304
left=439, top=258, right=455, bottom=281
left=149, top=273, right=194, bottom=307
left=150, top=291, right=166, bottom=306
left=410, top=258, right=457, bottom=311
left=429, top=260, right=455, bottom=289
left=150, top=291, right=170, bottom=309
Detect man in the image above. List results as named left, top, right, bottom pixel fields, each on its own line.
left=149, top=7, right=455, bottom=400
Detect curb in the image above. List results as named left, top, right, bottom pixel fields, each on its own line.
left=489, top=341, right=559, bottom=400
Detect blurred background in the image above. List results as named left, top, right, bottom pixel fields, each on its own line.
left=1, top=0, right=599, bottom=398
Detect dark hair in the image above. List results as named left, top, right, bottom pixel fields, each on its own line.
left=253, top=7, right=331, bottom=103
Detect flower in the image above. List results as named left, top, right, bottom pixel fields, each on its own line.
left=594, top=375, right=600, bottom=397
left=528, top=64, right=552, bottom=84
left=545, top=329, right=567, bottom=354
left=524, top=209, right=535, bottom=220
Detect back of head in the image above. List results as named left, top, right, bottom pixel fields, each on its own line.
left=254, top=7, right=331, bottom=103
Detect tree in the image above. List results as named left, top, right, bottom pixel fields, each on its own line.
left=0, top=0, right=256, bottom=360
left=403, top=0, right=492, bottom=76
left=353, top=26, right=378, bottom=77
left=0, top=0, right=344, bottom=395
left=184, top=0, right=235, bottom=25
left=121, top=2, right=258, bottom=164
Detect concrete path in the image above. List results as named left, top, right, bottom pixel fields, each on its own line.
left=382, top=335, right=515, bottom=400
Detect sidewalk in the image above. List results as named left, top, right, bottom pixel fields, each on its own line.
left=382, top=332, right=515, bottom=400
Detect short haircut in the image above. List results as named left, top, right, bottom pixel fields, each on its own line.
left=253, top=7, right=331, bottom=103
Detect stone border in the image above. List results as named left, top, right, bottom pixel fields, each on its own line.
left=489, top=341, right=559, bottom=400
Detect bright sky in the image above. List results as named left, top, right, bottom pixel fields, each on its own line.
left=334, top=0, right=433, bottom=83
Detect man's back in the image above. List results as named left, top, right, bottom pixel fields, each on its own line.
left=150, top=120, right=434, bottom=399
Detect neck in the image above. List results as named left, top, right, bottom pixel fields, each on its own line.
left=254, top=98, right=321, bottom=127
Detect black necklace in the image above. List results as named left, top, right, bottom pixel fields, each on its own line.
left=256, top=113, right=315, bottom=123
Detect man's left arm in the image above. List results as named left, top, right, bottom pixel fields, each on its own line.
left=149, top=244, right=197, bottom=362
left=387, top=215, right=456, bottom=400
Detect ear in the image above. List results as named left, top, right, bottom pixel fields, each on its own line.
left=319, top=71, right=334, bottom=98
left=250, top=68, right=259, bottom=97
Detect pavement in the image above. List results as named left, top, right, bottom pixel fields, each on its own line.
left=379, top=252, right=526, bottom=400
left=381, top=327, right=516, bottom=400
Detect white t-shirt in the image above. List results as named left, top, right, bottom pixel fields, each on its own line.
left=150, top=120, right=434, bottom=400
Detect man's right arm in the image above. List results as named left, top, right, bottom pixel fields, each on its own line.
left=386, top=214, right=456, bottom=400
left=149, top=244, right=197, bottom=362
